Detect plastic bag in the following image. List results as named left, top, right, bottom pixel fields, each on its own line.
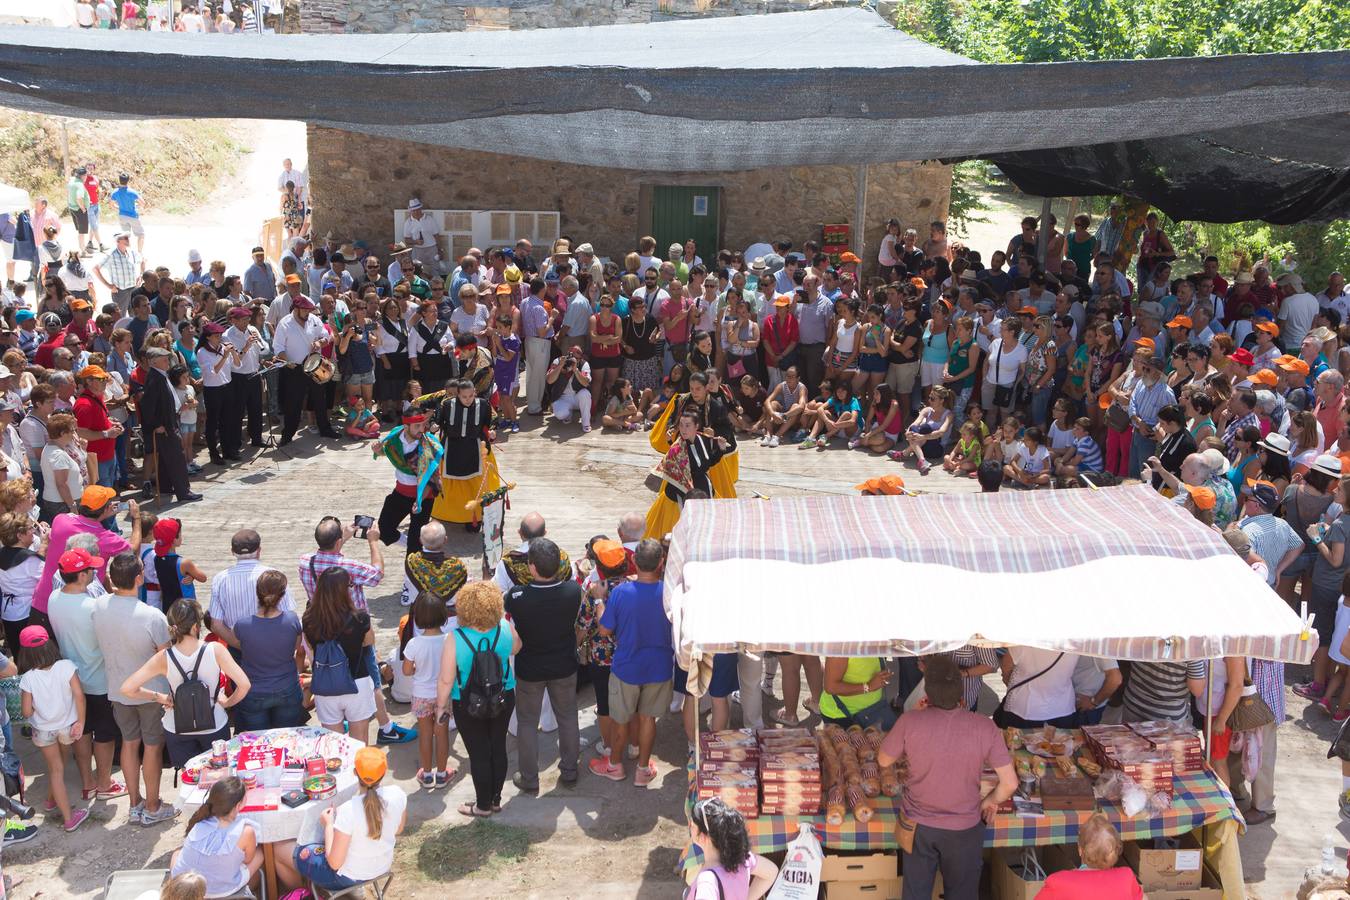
left=767, top=823, right=823, bottom=900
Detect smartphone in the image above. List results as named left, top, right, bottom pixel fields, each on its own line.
left=353, top=514, right=375, bottom=539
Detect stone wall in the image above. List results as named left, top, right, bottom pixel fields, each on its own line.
left=308, top=125, right=951, bottom=269
left=301, top=0, right=868, bottom=34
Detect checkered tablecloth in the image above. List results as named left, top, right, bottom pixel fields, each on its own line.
left=680, top=770, right=1243, bottom=873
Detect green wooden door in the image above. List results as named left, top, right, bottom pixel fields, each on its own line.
left=650, top=186, right=720, bottom=270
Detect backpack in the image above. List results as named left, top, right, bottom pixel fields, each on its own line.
left=456, top=626, right=509, bottom=719
left=168, top=646, right=221, bottom=734
left=311, top=637, right=358, bottom=697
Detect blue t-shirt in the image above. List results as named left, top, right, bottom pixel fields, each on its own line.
left=451, top=618, right=516, bottom=700
left=234, top=612, right=303, bottom=694
left=600, top=581, right=673, bottom=686
left=827, top=396, right=861, bottom=417
left=109, top=186, right=140, bottom=219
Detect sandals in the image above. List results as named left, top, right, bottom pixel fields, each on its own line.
left=457, top=802, right=492, bottom=817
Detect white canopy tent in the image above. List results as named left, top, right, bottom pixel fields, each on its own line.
left=665, top=485, right=1316, bottom=691
left=0, top=182, right=30, bottom=213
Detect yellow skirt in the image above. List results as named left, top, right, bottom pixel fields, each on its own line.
left=431, top=453, right=502, bottom=524
left=644, top=491, right=683, bottom=540
left=710, top=451, right=738, bottom=499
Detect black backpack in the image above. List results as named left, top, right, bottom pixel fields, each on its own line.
left=169, top=645, right=221, bottom=734
left=455, top=626, right=509, bottom=719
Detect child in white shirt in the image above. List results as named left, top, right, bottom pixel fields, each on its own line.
left=401, top=592, right=452, bottom=789
left=1006, top=425, right=1052, bottom=488
left=18, top=625, right=88, bottom=831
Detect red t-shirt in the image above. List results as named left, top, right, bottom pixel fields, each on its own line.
left=1038, top=867, right=1142, bottom=900
left=83, top=174, right=100, bottom=205
left=878, top=705, right=1011, bottom=830
left=34, top=331, right=66, bottom=369
left=73, top=390, right=115, bottom=461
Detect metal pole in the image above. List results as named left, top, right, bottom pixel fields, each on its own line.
left=1203, top=665, right=1213, bottom=766
left=854, top=164, right=868, bottom=261
left=1036, top=197, right=1053, bottom=268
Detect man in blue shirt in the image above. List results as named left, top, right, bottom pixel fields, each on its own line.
left=242, top=246, right=277, bottom=301
left=591, top=539, right=672, bottom=787
left=108, top=173, right=144, bottom=253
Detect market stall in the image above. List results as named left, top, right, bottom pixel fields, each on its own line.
left=667, top=485, right=1315, bottom=897
left=178, top=726, right=364, bottom=899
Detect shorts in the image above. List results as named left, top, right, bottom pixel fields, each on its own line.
left=1311, top=585, right=1340, bottom=647
left=294, top=843, right=360, bottom=892
left=1281, top=549, right=1317, bottom=579
left=858, top=353, right=888, bottom=374
left=346, top=369, right=376, bottom=386
left=920, top=360, right=947, bottom=387
left=588, top=355, right=621, bottom=370
left=886, top=361, right=920, bottom=395
left=32, top=725, right=76, bottom=748
left=411, top=696, right=437, bottom=719
left=672, top=653, right=738, bottom=699
left=88, top=203, right=100, bottom=232
left=586, top=664, right=611, bottom=718
left=70, top=207, right=88, bottom=233
left=827, top=351, right=855, bottom=372
left=165, top=723, right=230, bottom=769
left=180, top=422, right=197, bottom=434
left=1209, top=727, right=1232, bottom=761
left=84, top=692, right=119, bottom=743
left=112, top=700, right=166, bottom=745
left=313, top=676, right=377, bottom=727
left=118, top=215, right=145, bottom=237
left=608, top=676, right=672, bottom=725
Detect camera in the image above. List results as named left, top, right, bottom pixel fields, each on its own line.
left=353, top=514, right=375, bottom=539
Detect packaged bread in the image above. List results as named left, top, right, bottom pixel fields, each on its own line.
left=825, top=784, right=846, bottom=825
left=846, top=725, right=867, bottom=750
left=880, top=765, right=902, bottom=797
left=700, top=746, right=759, bottom=763
left=701, top=729, right=757, bottom=748
left=826, top=726, right=850, bottom=748
left=846, top=784, right=875, bottom=823
left=859, top=761, right=881, bottom=797
left=864, top=726, right=884, bottom=749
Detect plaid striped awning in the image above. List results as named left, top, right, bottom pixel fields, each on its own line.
left=667, top=484, right=1315, bottom=670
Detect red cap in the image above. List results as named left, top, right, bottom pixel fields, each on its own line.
left=152, top=518, right=181, bottom=555
left=1229, top=348, right=1254, bottom=367
left=58, top=547, right=104, bottom=575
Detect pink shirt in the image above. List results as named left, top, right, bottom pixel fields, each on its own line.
left=1038, top=867, right=1142, bottom=900
left=36, top=513, right=130, bottom=613
left=690, top=856, right=754, bottom=900
left=659, top=295, right=693, bottom=345
left=878, top=706, right=1011, bottom=830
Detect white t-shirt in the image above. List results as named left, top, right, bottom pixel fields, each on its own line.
left=176, top=384, right=198, bottom=425
left=1047, top=421, right=1075, bottom=451
left=20, top=659, right=78, bottom=733
left=1070, top=656, right=1119, bottom=710
left=40, top=443, right=84, bottom=505
left=401, top=632, right=445, bottom=700
left=75, top=2, right=97, bottom=25
left=1278, top=292, right=1319, bottom=349
left=277, top=168, right=307, bottom=202
left=0, top=553, right=43, bottom=623
left=401, top=215, right=438, bottom=252
left=1015, top=443, right=1051, bottom=475
left=334, top=786, right=406, bottom=881
left=1003, top=647, right=1078, bottom=722
left=449, top=305, right=489, bottom=338
left=986, top=338, right=1028, bottom=386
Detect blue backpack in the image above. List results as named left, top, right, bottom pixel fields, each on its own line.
left=311, top=638, right=358, bottom=697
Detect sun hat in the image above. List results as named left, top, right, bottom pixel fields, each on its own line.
left=504, top=265, right=523, bottom=284
left=1312, top=454, right=1343, bottom=478
left=1229, top=348, right=1254, bottom=367
left=1180, top=484, right=1217, bottom=510
left=1234, top=272, right=1255, bottom=285
left=1257, top=433, right=1291, bottom=458
left=354, top=747, right=388, bottom=786
left=284, top=274, right=302, bottom=285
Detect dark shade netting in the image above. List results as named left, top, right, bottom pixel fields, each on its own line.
left=0, top=8, right=1346, bottom=222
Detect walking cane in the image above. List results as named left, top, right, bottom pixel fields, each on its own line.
left=147, top=429, right=162, bottom=509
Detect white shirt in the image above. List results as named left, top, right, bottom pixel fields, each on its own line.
left=224, top=324, right=263, bottom=374
left=208, top=558, right=295, bottom=629
left=1003, top=647, right=1079, bottom=722
left=1071, top=656, right=1119, bottom=709
left=986, top=337, right=1028, bottom=386
left=277, top=168, right=307, bottom=203
left=402, top=633, right=445, bottom=700
left=449, top=305, right=490, bottom=338
left=273, top=312, right=327, bottom=364
left=493, top=541, right=529, bottom=593
left=407, top=319, right=452, bottom=359
left=176, top=384, right=198, bottom=425
left=266, top=293, right=296, bottom=329
left=402, top=214, right=438, bottom=251
left=334, top=786, right=406, bottom=881
left=196, top=345, right=234, bottom=388
left=634, top=286, right=670, bottom=309
left=1278, top=291, right=1319, bottom=349
left=20, top=660, right=78, bottom=733
left=40, top=442, right=84, bottom=505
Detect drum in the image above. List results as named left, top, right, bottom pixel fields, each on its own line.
left=302, top=353, right=335, bottom=384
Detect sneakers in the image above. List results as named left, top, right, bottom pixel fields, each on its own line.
left=95, top=781, right=127, bottom=801
left=847, top=438, right=861, bottom=450
left=511, top=421, right=521, bottom=434
left=588, top=757, right=625, bottom=782
left=435, top=770, right=452, bottom=789
left=634, top=764, right=658, bottom=788
left=798, top=438, right=815, bottom=449
left=759, top=434, right=771, bottom=447
left=815, top=437, right=828, bottom=450
left=377, top=722, right=418, bottom=744
left=3, top=819, right=36, bottom=847
left=887, top=449, right=903, bottom=461
left=1293, top=681, right=1326, bottom=700
left=64, top=808, right=90, bottom=833
left=593, top=741, right=611, bottom=757
left=767, top=435, right=779, bottom=447
left=417, top=769, right=436, bottom=790
left=511, top=772, right=538, bottom=795
left=140, top=803, right=181, bottom=826
left=129, top=801, right=145, bottom=825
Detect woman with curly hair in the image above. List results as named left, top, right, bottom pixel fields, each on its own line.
left=687, top=797, right=779, bottom=899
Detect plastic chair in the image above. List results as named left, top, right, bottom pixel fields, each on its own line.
left=103, top=868, right=168, bottom=900
left=313, top=872, right=393, bottom=899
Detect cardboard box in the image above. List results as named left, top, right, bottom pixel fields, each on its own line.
left=991, top=847, right=1050, bottom=900
left=1143, top=864, right=1223, bottom=899
left=1124, top=834, right=1205, bottom=891
left=822, top=852, right=897, bottom=883
left=828, top=879, right=902, bottom=900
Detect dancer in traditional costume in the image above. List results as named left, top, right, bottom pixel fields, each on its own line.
left=645, top=408, right=731, bottom=539
left=648, top=370, right=738, bottom=498
left=429, top=378, right=501, bottom=532
left=372, top=411, right=444, bottom=554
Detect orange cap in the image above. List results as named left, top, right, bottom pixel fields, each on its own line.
left=1018, top=306, right=1039, bottom=315
left=855, top=474, right=906, bottom=496
left=1181, top=483, right=1217, bottom=510
left=838, top=252, right=861, bottom=264
left=1166, top=315, right=1192, bottom=329
left=1134, top=337, right=1156, bottom=354
left=591, top=539, right=626, bottom=569
left=80, top=485, right=117, bottom=510
left=284, top=274, right=302, bottom=285
left=354, top=747, right=387, bottom=785
left=1254, top=321, right=1280, bottom=336
left=1280, top=358, right=1311, bottom=375
left=1248, top=369, right=1279, bottom=386
left=77, top=365, right=109, bottom=381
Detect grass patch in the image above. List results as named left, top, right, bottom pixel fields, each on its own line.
left=0, top=112, right=247, bottom=215
left=414, top=819, right=532, bottom=880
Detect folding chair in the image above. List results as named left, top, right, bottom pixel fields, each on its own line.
left=313, top=872, right=393, bottom=899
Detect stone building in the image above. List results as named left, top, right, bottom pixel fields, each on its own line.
left=303, top=0, right=951, bottom=268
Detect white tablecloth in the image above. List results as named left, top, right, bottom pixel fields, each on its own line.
left=177, top=727, right=363, bottom=844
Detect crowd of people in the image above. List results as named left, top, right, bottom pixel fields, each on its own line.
left=66, top=0, right=283, bottom=33
left=1, top=154, right=1347, bottom=897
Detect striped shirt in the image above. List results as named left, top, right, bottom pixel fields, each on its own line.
left=1073, top=435, right=1103, bottom=472
left=1127, top=378, right=1175, bottom=426
left=95, top=248, right=142, bottom=290
left=1239, top=514, right=1304, bottom=586
left=298, top=550, right=383, bottom=610
left=208, top=558, right=296, bottom=629
left=1121, top=660, right=1206, bottom=724
left=1250, top=658, right=1285, bottom=724
left=946, top=645, right=999, bottom=711
left=1223, top=412, right=1259, bottom=455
